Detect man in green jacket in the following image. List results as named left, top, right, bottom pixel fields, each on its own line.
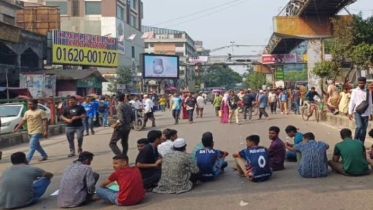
left=212, top=93, right=223, bottom=117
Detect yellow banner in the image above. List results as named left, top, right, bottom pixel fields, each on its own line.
left=52, top=44, right=118, bottom=67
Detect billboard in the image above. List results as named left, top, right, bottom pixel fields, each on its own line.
left=100, top=17, right=125, bottom=55
left=188, top=56, right=208, bottom=63
left=51, top=30, right=118, bottom=67
left=141, top=54, right=179, bottom=79
left=261, top=53, right=297, bottom=64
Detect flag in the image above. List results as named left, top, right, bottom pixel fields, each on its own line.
left=128, top=34, right=136, bottom=40
left=118, top=35, right=124, bottom=42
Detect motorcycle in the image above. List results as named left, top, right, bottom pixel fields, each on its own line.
left=131, top=107, right=144, bottom=131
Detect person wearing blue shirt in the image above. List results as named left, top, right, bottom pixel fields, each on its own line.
left=233, top=135, right=272, bottom=182
left=258, top=90, right=269, bottom=120
left=171, top=93, right=182, bottom=125
left=284, top=125, right=303, bottom=161
left=196, top=132, right=228, bottom=181
left=81, top=97, right=95, bottom=135
left=90, top=98, right=100, bottom=127
left=98, top=97, right=110, bottom=127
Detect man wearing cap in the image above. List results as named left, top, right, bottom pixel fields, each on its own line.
left=58, top=151, right=99, bottom=208
left=153, top=138, right=200, bottom=194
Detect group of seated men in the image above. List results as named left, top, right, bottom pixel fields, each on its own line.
left=1, top=126, right=373, bottom=208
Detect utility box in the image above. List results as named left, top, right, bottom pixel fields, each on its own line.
left=16, top=6, right=61, bottom=35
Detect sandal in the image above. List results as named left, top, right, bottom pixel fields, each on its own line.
left=38, top=157, right=48, bottom=162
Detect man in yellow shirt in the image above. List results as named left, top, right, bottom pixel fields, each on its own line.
left=14, top=99, right=48, bottom=163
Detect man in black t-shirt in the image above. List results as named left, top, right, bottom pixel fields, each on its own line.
left=61, top=96, right=86, bottom=157
left=136, top=130, right=162, bottom=190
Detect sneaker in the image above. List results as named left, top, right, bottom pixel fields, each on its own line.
left=68, top=151, right=76, bottom=157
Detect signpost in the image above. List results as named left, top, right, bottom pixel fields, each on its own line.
left=275, top=65, right=284, bottom=80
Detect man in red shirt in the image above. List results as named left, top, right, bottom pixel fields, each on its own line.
left=96, top=154, right=145, bottom=206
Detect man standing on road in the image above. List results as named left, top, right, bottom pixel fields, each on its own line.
left=61, top=96, right=86, bottom=157
left=196, top=93, right=206, bottom=118
left=81, top=97, right=95, bottom=136
left=185, top=92, right=197, bottom=123
left=171, top=93, right=182, bottom=124
left=348, top=77, right=372, bottom=143
left=212, top=92, right=222, bottom=117
left=242, top=90, right=255, bottom=121
left=14, top=99, right=48, bottom=163
left=143, top=95, right=156, bottom=127
left=98, top=97, right=110, bottom=127
left=109, top=94, right=134, bottom=156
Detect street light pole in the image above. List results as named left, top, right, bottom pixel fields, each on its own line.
left=230, top=41, right=235, bottom=55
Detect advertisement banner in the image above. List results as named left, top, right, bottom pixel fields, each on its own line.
left=275, top=65, right=284, bottom=80
left=51, top=30, right=118, bottom=67
left=20, top=74, right=56, bottom=98
left=141, top=54, right=179, bottom=79
left=188, top=56, right=209, bottom=63
left=100, top=18, right=125, bottom=55
left=262, top=53, right=297, bottom=64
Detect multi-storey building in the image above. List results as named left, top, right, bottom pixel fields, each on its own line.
left=194, top=40, right=210, bottom=56
left=21, top=0, right=145, bottom=69
left=142, top=25, right=196, bottom=57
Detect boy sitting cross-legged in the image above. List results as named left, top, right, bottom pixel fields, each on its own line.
left=232, top=135, right=272, bottom=182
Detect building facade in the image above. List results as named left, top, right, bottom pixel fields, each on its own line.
left=194, top=40, right=210, bottom=56
left=21, top=0, right=145, bottom=69
left=142, top=25, right=196, bottom=57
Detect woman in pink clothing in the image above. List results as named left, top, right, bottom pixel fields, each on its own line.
left=220, top=93, right=229, bottom=123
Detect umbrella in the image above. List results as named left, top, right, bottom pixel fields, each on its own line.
left=87, top=93, right=99, bottom=99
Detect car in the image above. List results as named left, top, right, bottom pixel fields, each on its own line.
left=0, top=103, right=51, bottom=134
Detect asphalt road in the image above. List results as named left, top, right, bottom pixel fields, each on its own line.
left=1, top=105, right=373, bottom=210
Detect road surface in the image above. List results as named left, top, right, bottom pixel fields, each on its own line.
left=1, top=106, right=373, bottom=210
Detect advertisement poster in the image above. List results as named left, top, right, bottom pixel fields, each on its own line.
left=274, top=65, right=284, bottom=80
left=20, top=74, right=56, bottom=98
left=262, top=53, right=297, bottom=64
left=51, top=30, right=118, bottom=67
left=143, top=54, right=179, bottom=79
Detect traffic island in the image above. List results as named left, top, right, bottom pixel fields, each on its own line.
left=0, top=124, right=66, bottom=148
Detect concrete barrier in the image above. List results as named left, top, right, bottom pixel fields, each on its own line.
left=322, top=112, right=373, bottom=132
left=0, top=124, right=66, bottom=148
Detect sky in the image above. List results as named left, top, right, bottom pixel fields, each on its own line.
left=141, top=0, right=372, bottom=73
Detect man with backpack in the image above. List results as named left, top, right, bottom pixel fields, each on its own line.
left=279, top=89, right=289, bottom=114
left=98, top=97, right=110, bottom=127
left=242, top=90, right=255, bottom=121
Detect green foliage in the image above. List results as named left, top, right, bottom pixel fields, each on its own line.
left=246, top=71, right=266, bottom=90
left=284, top=69, right=308, bottom=81
left=195, top=65, right=242, bottom=89
left=312, top=61, right=339, bottom=78
left=107, top=66, right=134, bottom=93
left=350, top=43, right=373, bottom=67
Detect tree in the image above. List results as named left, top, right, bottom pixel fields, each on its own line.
left=107, top=66, right=135, bottom=93
left=195, top=65, right=242, bottom=89
left=246, top=71, right=266, bottom=90
left=284, top=69, right=308, bottom=81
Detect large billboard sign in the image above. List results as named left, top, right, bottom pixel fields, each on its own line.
left=261, top=53, right=297, bottom=64
left=140, top=53, right=179, bottom=79
left=51, top=30, right=118, bottom=67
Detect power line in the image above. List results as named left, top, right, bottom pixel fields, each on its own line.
left=152, top=0, right=248, bottom=26
left=165, top=0, right=249, bottom=28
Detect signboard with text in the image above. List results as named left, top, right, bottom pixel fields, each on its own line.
left=275, top=65, right=284, bottom=80
left=51, top=30, right=118, bottom=67
left=262, top=53, right=297, bottom=64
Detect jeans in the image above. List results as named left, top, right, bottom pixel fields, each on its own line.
left=160, top=105, right=166, bottom=112
left=286, top=151, right=297, bottom=161
left=354, top=112, right=369, bottom=143
left=188, top=109, right=194, bottom=122
left=96, top=187, right=120, bottom=206
left=30, top=177, right=51, bottom=205
left=214, top=157, right=228, bottom=177
left=66, top=126, right=84, bottom=152
left=259, top=107, right=268, bottom=118
left=109, top=127, right=131, bottom=156
left=26, top=133, right=48, bottom=162
left=294, top=101, right=300, bottom=114
left=83, top=117, right=94, bottom=134
left=269, top=102, right=277, bottom=113
left=243, top=105, right=252, bottom=120
left=172, top=110, right=180, bottom=123
left=100, top=112, right=109, bottom=126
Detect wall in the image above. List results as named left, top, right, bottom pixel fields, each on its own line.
left=0, top=0, right=19, bottom=25
left=56, top=80, right=77, bottom=95
left=19, top=74, right=56, bottom=97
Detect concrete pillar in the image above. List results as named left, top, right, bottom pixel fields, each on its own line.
left=307, top=39, right=323, bottom=93
left=16, top=54, right=21, bottom=68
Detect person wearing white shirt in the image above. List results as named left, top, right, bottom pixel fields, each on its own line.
left=158, top=129, right=178, bottom=157
left=129, top=95, right=143, bottom=110
left=196, top=94, right=206, bottom=118
left=348, top=77, right=372, bottom=143
left=143, top=95, right=156, bottom=127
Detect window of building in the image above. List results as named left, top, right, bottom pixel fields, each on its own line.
left=72, top=0, right=80, bottom=16
left=131, top=46, right=135, bottom=59
left=131, top=0, right=137, bottom=9
left=2, top=14, right=15, bottom=25
left=174, top=33, right=182, bottom=38
left=85, top=1, right=102, bottom=15
left=116, top=5, right=124, bottom=20
left=149, top=43, right=154, bottom=47
left=46, top=1, right=68, bottom=15
left=175, top=43, right=184, bottom=47
left=130, top=14, right=137, bottom=28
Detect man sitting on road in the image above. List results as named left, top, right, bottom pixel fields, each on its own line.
left=286, top=132, right=329, bottom=178
left=0, top=152, right=53, bottom=209
left=137, top=138, right=149, bottom=152
left=284, top=125, right=303, bottom=162
left=136, top=130, right=162, bottom=190
left=58, top=151, right=99, bottom=208
left=158, top=129, right=178, bottom=157
left=233, top=135, right=272, bottom=182
left=268, top=126, right=286, bottom=171
left=328, top=128, right=370, bottom=176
